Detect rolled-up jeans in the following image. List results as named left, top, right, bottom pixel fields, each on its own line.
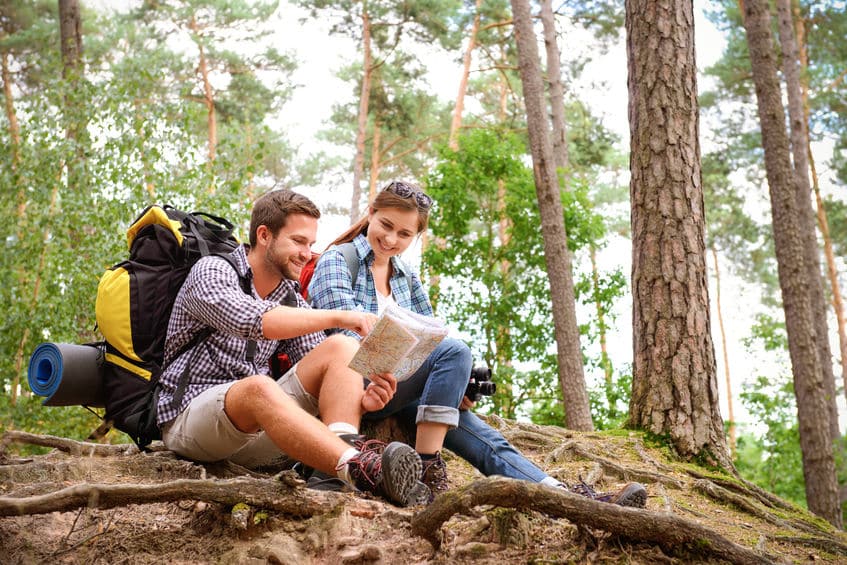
left=391, top=402, right=549, bottom=482
left=363, top=337, right=470, bottom=428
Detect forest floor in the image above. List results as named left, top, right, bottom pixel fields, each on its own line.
left=1, top=415, right=845, bottom=564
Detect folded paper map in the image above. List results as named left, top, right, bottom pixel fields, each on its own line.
left=349, top=303, right=449, bottom=381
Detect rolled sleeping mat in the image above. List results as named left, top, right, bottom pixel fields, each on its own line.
left=27, top=342, right=106, bottom=407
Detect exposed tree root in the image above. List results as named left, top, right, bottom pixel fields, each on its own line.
left=693, top=479, right=839, bottom=540
left=687, top=468, right=797, bottom=512
left=410, top=476, right=776, bottom=564
left=0, top=475, right=341, bottom=518
left=547, top=441, right=683, bottom=488
left=1, top=430, right=139, bottom=457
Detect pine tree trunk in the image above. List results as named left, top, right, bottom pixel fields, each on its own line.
left=368, top=120, right=381, bottom=200
left=510, top=0, right=592, bottom=431
left=793, top=0, right=847, bottom=410
left=2, top=51, right=20, bottom=169
left=189, top=16, right=217, bottom=192
left=448, top=0, right=482, bottom=151
left=540, top=0, right=569, bottom=176
left=626, top=0, right=729, bottom=468
left=775, top=0, right=839, bottom=441
left=740, top=0, right=841, bottom=528
left=351, top=9, right=372, bottom=224
left=590, top=247, right=616, bottom=420
left=711, top=246, right=736, bottom=458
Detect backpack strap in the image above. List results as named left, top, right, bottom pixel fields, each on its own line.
left=337, top=241, right=413, bottom=292
left=169, top=253, right=255, bottom=411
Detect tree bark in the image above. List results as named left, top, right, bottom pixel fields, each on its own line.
left=368, top=120, right=381, bottom=200
left=540, top=0, right=569, bottom=176
left=740, top=0, right=841, bottom=528
left=775, top=0, right=839, bottom=441
left=509, top=0, right=592, bottom=431
left=351, top=8, right=372, bottom=223
left=189, top=16, right=217, bottom=191
left=410, top=477, right=774, bottom=564
left=626, top=0, right=730, bottom=468
left=448, top=0, right=483, bottom=151
left=2, top=51, right=20, bottom=168
left=793, top=0, right=847, bottom=411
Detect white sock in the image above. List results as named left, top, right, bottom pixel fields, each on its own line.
left=335, top=447, right=359, bottom=483
left=541, top=476, right=565, bottom=489
left=328, top=422, right=359, bottom=436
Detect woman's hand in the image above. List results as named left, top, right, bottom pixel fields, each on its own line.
left=361, top=372, right=397, bottom=412
left=459, top=396, right=475, bottom=411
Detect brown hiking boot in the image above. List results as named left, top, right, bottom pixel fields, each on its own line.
left=420, top=452, right=449, bottom=502
left=570, top=479, right=647, bottom=508
left=342, top=440, right=422, bottom=507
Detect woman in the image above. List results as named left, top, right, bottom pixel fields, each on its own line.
left=308, top=180, right=572, bottom=499
left=311, top=181, right=647, bottom=507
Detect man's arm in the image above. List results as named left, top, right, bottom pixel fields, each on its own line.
left=261, top=306, right=376, bottom=340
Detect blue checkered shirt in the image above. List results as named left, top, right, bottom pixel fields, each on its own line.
left=156, top=245, right=325, bottom=425
left=308, top=233, right=432, bottom=338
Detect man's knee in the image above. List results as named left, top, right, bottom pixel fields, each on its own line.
left=321, top=333, right=360, bottom=356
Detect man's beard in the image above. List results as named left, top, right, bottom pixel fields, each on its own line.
left=265, top=246, right=299, bottom=281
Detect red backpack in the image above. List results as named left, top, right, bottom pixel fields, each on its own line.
left=298, top=242, right=359, bottom=301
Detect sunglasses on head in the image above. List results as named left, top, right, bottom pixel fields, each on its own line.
left=384, top=181, right=433, bottom=210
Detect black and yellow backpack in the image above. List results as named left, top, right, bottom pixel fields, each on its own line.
left=96, top=204, right=245, bottom=448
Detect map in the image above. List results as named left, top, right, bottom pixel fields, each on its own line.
left=349, top=304, right=449, bottom=381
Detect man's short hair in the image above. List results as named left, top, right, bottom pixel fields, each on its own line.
left=250, top=189, right=321, bottom=246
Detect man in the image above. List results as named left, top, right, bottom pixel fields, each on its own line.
left=156, top=189, right=423, bottom=506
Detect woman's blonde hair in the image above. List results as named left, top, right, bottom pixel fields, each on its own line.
left=328, top=181, right=431, bottom=248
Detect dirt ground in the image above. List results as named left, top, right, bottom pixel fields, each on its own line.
left=2, top=417, right=845, bottom=564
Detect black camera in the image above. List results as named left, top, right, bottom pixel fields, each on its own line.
left=465, top=366, right=496, bottom=402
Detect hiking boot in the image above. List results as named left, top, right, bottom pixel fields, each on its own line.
left=570, top=480, right=647, bottom=508
left=420, top=452, right=449, bottom=502
left=343, top=440, right=422, bottom=506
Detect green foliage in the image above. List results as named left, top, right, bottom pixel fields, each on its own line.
left=0, top=0, right=297, bottom=441
left=744, top=313, right=789, bottom=352
left=736, top=375, right=806, bottom=507
left=822, top=195, right=847, bottom=257
left=425, top=127, right=622, bottom=423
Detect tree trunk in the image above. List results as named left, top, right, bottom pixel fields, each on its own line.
left=509, top=0, right=592, bottom=431
left=58, top=0, right=81, bottom=84
left=58, top=0, right=84, bottom=188
left=540, top=0, right=569, bottom=176
left=775, top=0, right=839, bottom=441
left=793, top=0, right=847, bottom=411
left=190, top=16, right=217, bottom=191
left=711, top=246, right=736, bottom=458
left=2, top=51, right=20, bottom=168
left=351, top=9, right=372, bottom=223
left=590, top=246, right=616, bottom=420
left=369, top=120, right=381, bottom=200
left=740, top=0, right=841, bottom=528
left=448, top=0, right=483, bottom=151
left=626, top=0, right=730, bottom=468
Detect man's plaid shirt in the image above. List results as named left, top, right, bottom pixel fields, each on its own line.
left=156, top=245, right=324, bottom=425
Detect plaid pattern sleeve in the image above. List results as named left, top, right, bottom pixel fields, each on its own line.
left=309, top=245, right=368, bottom=339
left=310, top=233, right=434, bottom=322
left=276, top=290, right=327, bottom=364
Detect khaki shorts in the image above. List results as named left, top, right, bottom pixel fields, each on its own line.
left=162, top=364, right=318, bottom=468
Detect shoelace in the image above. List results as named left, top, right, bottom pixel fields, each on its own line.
left=338, top=444, right=384, bottom=488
